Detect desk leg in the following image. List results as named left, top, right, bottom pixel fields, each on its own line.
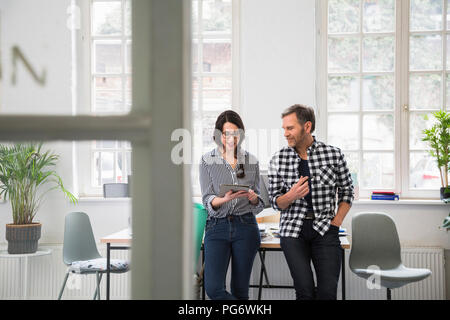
left=107, top=243, right=110, bottom=300
left=258, top=250, right=266, bottom=301
left=341, top=248, right=345, bottom=301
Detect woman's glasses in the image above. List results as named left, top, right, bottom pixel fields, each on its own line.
left=222, top=131, right=240, bottom=138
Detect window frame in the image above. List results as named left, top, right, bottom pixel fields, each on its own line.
left=77, top=0, right=132, bottom=197
left=316, top=0, right=444, bottom=200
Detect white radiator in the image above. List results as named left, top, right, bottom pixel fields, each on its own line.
left=248, top=247, right=446, bottom=300
left=0, top=244, right=131, bottom=300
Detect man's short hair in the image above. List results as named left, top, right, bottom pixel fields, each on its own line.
left=281, top=104, right=316, bottom=133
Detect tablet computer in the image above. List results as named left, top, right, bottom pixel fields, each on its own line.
left=218, top=184, right=250, bottom=197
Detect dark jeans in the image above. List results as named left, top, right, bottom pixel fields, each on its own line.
left=280, top=219, right=342, bottom=300
left=204, top=213, right=261, bottom=300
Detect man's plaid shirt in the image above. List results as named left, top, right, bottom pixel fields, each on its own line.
left=268, top=137, right=354, bottom=237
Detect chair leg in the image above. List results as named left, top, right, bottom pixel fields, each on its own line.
left=57, top=272, right=70, bottom=300
left=387, top=288, right=391, bottom=300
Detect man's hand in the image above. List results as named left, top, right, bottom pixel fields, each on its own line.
left=276, top=176, right=310, bottom=210
left=288, top=176, right=310, bottom=201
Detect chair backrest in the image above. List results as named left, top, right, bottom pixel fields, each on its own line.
left=193, top=203, right=208, bottom=271
left=63, top=212, right=102, bottom=265
left=349, top=212, right=402, bottom=270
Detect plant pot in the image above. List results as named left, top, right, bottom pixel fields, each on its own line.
left=440, top=187, right=450, bottom=202
left=5, top=223, right=42, bottom=254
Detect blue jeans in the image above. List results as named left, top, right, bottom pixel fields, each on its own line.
left=204, top=213, right=261, bottom=300
left=280, top=219, right=342, bottom=300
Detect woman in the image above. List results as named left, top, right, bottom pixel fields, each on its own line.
left=199, top=110, right=264, bottom=300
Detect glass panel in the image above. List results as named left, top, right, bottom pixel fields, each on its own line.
left=409, top=34, right=442, bottom=71
left=328, top=37, right=360, bottom=73
left=116, top=152, right=124, bottom=183
left=409, top=74, right=441, bottom=110
left=126, top=41, right=132, bottom=74
left=94, top=90, right=124, bottom=113
left=202, top=41, right=232, bottom=73
left=362, top=114, right=394, bottom=150
left=363, top=0, right=395, bottom=33
left=328, top=0, right=360, bottom=34
left=447, top=73, right=450, bottom=107
left=448, top=0, right=450, bottom=30
left=192, top=77, right=199, bottom=112
left=362, top=75, right=395, bottom=110
left=125, top=0, right=132, bottom=36
left=410, top=152, right=442, bottom=189
left=327, top=76, right=360, bottom=111
left=192, top=41, right=199, bottom=73
left=344, top=151, right=360, bottom=180
left=410, top=0, right=443, bottom=31
left=202, top=77, right=232, bottom=111
left=192, top=0, right=199, bottom=34
left=94, top=76, right=122, bottom=91
left=409, top=112, right=438, bottom=150
left=194, top=112, right=218, bottom=153
left=327, top=114, right=359, bottom=150
left=202, top=0, right=232, bottom=34
left=361, top=152, right=394, bottom=188
left=92, top=1, right=122, bottom=36
left=363, top=36, right=395, bottom=72
left=94, top=40, right=123, bottom=74
left=101, top=152, right=115, bottom=185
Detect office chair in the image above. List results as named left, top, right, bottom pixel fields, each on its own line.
left=58, top=212, right=129, bottom=300
left=349, top=212, right=431, bottom=300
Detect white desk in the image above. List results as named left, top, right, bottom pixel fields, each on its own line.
left=0, top=249, right=52, bottom=300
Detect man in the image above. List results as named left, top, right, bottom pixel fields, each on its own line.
left=268, top=104, right=354, bottom=300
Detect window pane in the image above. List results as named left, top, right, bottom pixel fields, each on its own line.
left=126, top=41, right=132, bottom=74
left=362, top=114, right=394, bottom=150
left=446, top=73, right=450, bottom=106
left=125, top=0, right=131, bottom=36
left=192, top=77, right=199, bottom=112
left=409, top=74, right=442, bottom=110
left=410, top=152, right=442, bottom=189
left=116, top=152, right=124, bottom=183
left=192, top=41, right=199, bottom=73
left=202, top=0, right=232, bottom=34
left=94, top=76, right=122, bottom=91
left=363, top=36, right=395, bottom=72
left=410, top=34, right=442, bottom=71
left=95, top=91, right=124, bottom=113
left=361, top=152, right=394, bottom=188
left=328, top=76, right=360, bottom=111
left=192, top=0, right=199, bottom=34
left=363, top=0, right=395, bottom=33
left=202, top=77, right=231, bottom=111
left=328, top=37, right=360, bottom=73
left=344, top=151, right=360, bottom=180
left=92, top=1, right=122, bottom=36
left=328, top=0, right=360, bottom=34
left=94, top=40, right=123, bottom=74
left=410, top=0, right=443, bottom=31
left=362, top=75, right=395, bottom=110
left=194, top=112, right=218, bottom=153
left=96, top=140, right=117, bottom=149
left=202, top=41, right=232, bottom=73
left=328, top=114, right=359, bottom=150
left=409, top=112, right=438, bottom=150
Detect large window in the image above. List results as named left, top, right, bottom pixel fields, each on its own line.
left=191, top=0, right=238, bottom=196
left=317, top=0, right=447, bottom=199
left=78, top=0, right=132, bottom=196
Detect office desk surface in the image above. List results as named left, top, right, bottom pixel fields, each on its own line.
left=101, top=228, right=131, bottom=244
left=100, top=225, right=350, bottom=249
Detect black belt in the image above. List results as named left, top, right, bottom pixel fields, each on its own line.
left=303, top=211, right=315, bottom=220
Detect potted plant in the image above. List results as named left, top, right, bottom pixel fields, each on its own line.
left=422, top=110, right=449, bottom=202
left=0, top=143, right=77, bottom=254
